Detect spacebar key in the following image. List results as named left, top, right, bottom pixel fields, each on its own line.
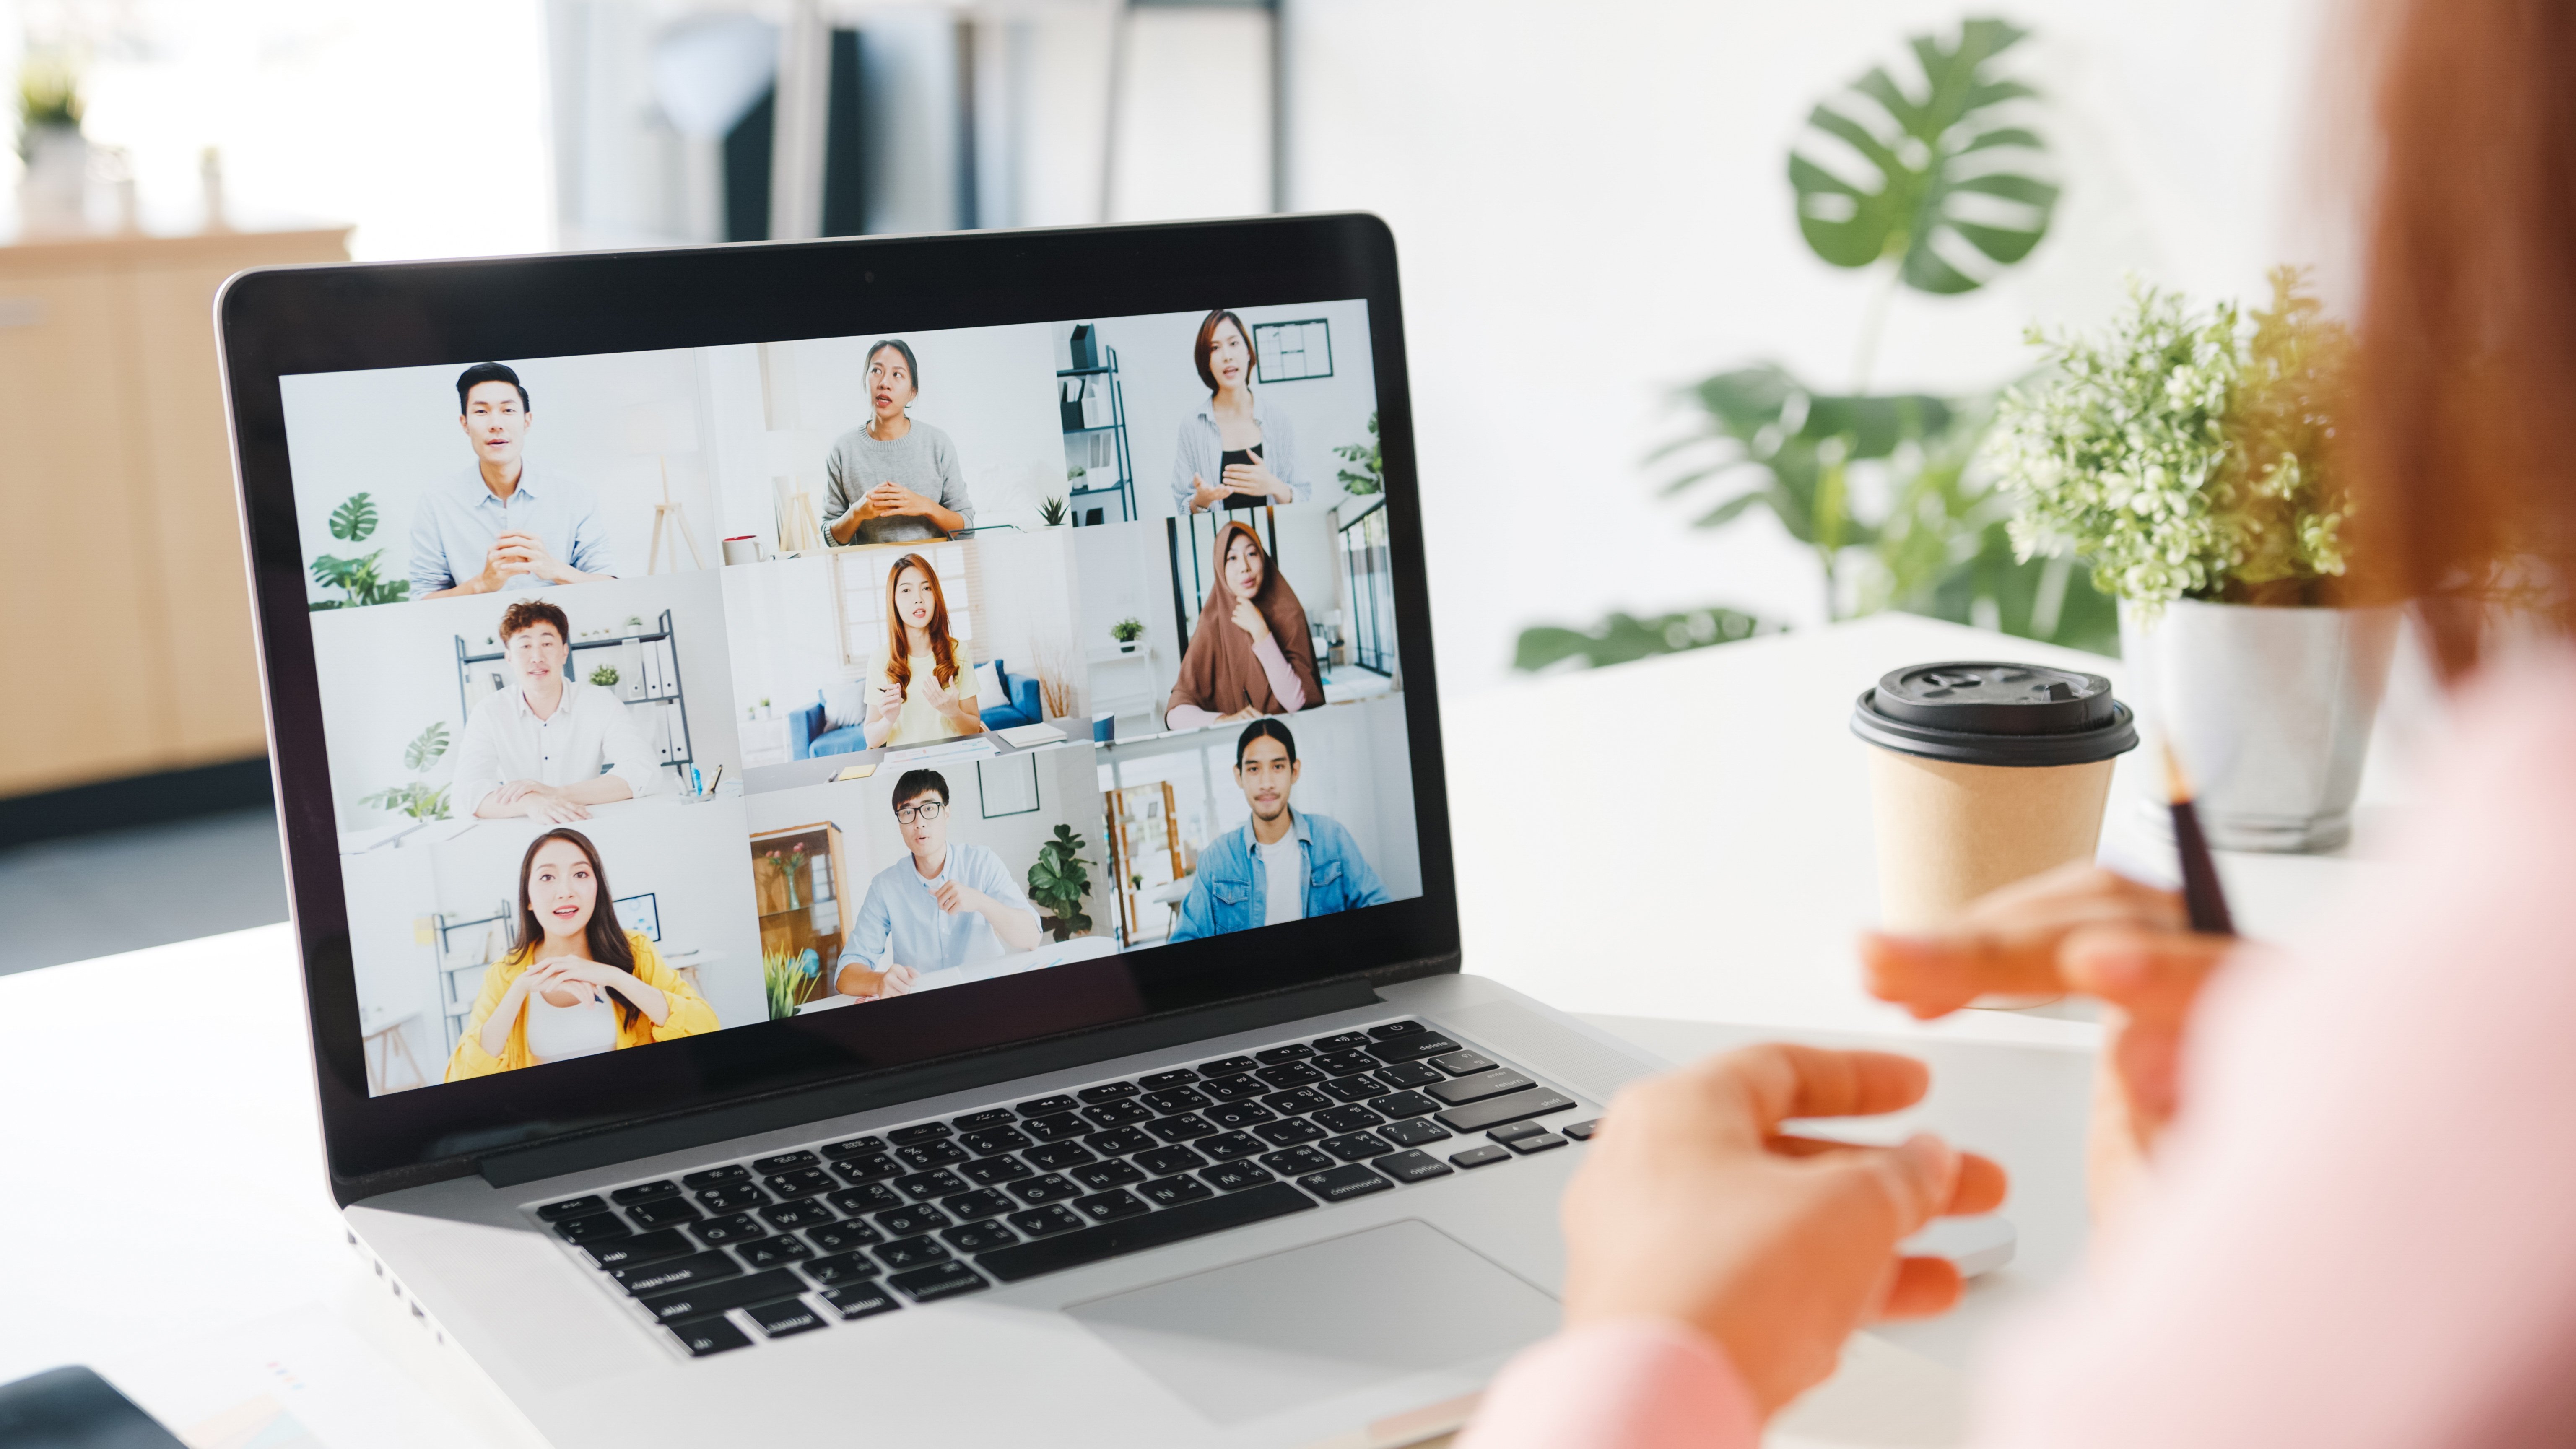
left=976, top=1182, right=1315, bottom=1283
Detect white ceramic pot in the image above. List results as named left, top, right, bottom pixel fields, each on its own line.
left=2118, top=598, right=2399, bottom=852
left=18, top=126, right=91, bottom=236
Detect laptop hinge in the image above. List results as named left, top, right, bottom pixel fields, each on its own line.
left=476, top=977, right=1385, bottom=1190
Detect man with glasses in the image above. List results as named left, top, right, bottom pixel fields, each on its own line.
left=834, top=769, right=1041, bottom=1000
left=1169, top=719, right=1388, bottom=943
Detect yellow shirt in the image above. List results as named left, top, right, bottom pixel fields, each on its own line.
left=443, top=932, right=719, bottom=1081
left=877, top=639, right=983, bottom=746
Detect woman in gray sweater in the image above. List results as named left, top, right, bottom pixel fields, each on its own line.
left=824, top=339, right=976, bottom=544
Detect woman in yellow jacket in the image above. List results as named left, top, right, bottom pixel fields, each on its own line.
left=445, top=827, right=719, bottom=1080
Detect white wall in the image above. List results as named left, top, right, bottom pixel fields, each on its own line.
left=974, top=530, right=1089, bottom=721
left=1072, top=520, right=1182, bottom=725
left=771, top=325, right=1065, bottom=532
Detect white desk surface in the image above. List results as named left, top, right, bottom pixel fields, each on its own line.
left=0, top=617, right=2385, bottom=1447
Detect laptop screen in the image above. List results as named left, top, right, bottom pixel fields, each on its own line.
left=283, top=304, right=1419, bottom=1099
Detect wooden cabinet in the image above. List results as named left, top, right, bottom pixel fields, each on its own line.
left=0, top=226, right=350, bottom=797
left=750, top=821, right=851, bottom=1010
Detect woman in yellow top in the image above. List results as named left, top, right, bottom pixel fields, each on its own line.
left=860, top=551, right=985, bottom=748
left=444, top=827, right=719, bottom=1081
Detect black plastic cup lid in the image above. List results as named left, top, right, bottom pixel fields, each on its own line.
left=1851, top=661, right=2138, bottom=767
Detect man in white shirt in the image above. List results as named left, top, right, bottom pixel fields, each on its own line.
left=448, top=599, right=660, bottom=823
left=834, top=769, right=1041, bottom=1000
left=410, top=362, right=621, bottom=600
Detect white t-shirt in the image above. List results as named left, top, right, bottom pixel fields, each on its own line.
left=1259, top=837, right=1305, bottom=927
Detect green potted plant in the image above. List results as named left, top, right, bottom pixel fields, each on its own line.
left=588, top=664, right=621, bottom=688
left=361, top=723, right=452, bottom=821
left=1037, top=494, right=1070, bottom=527
left=1989, top=269, right=2396, bottom=851
left=1109, top=617, right=1144, bottom=654
left=307, top=493, right=411, bottom=610
left=1333, top=413, right=1384, bottom=496
left=16, top=55, right=88, bottom=236
left=1028, top=825, right=1094, bottom=942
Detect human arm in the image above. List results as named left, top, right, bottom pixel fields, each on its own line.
left=454, top=961, right=540, bottom=1071
left=409, top=504, right=459, bottom=599
left=543, top=956, right=671, bottom=1028
left=1248, top=634, right=1306, bottom=712
left=834, top=877, right=919, bottom=998
left=861, top=480, right=968, bottom=535
left=563, top=495, right=621, bottom=581
left=823, top=454, right=866, bottom=544
left=591, top=691, right=659, bottom=800
left=491, top=530, right=613, bottom=588
left=1173, top=423, right=1226, bottom=513
left=915, top=652, right=984, bottom=735
left=1319, top=818, right=1387, bottom=909
left=577, top=937, right=719, bottom=1039
left=861, top=669, right=904, bottom=749
left=417, top=534, right=541, bottom=600
left=1164, top=703, right=1236, bottom=730
left=932, top=850, right=1041, bottom=953
left=1165, top=877, right=1216, bottom=943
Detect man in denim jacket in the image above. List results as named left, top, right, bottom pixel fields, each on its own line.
left=1169, top=719, right=1389, bottom=942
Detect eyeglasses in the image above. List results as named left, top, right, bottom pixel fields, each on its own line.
left=894, top=801, right=946, bottom=823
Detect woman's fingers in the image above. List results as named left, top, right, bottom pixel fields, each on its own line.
left=1862, top=865, right=2190, bottom=1018
left=1766, top=1137, right=2010, bottom=1215
left=1861, top=931, right=2062, bottom=1017
left=1688, top=1044, right=1934, bottom=1137
left=1875, top=1256, right=1965, bottom=1319
left=2059, top=924, right=2241, bottom=1025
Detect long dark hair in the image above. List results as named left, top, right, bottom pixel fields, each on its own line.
left=512, top=827, right=640, bottom=1031
left=883, top=553, right=962, bottom=694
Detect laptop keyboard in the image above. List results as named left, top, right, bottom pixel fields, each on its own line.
left=527, top=1018, right=1598, bottom=1358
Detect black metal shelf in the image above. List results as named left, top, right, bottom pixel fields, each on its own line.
left=1059, top=339, right=1135, bottom=526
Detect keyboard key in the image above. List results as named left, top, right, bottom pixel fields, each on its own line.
left=1450, top=1145, right=1511, bottom=1170
left=1436, top=1090, right=1578, bottom=1134
left=1488, top=1120, right=1548, bottom=1143
left=895, top=1140, right=969, bottom=1169
left=1074, top=1189, right=1153, bottom=1224
left=537, top=1195, right=606, bottom=1220
left=961, top=1125, right=1034, bottom=1156
left=1319, top=1074, right=1387, bottom=1104
left=961, top=1154, right=1035, bottom=1186
left=950, top=1108, right=1017, bottom=1132
left=745, top=1297, right=827, bottom=1338
left=1430, top=1049, right=1498, bottom=1077
left=1309, top=1031, right=1371, bottom=1053
left=1254, top=1117, right=1326, bottom=1147
left=1296, top=1164, right=1394, bottom=1203
left=1367, top=1034, right=1463, bottom=1064
left=1085, top=1127, right=1158, bottom=1157
left=737, top=1236, right=813, bottom=1269
left=1071, top=1160, right=1146, bottom=1191
left=1262, top=1086, right=1332, bottom=1116
left=1015, top=1094, right=1080, bottom=1118
left=586, top=1228, right=691, bottom=1270
left=828, top=1184, right=902, bottom=1216
left=1025, top=1141, right=1096, bottom=1171
left=1011, top=1174, right=1083, bottom=1204
left=1368, top=1090, right=1443, bottom=1121
left=806, top=1220, right=884, bottom=1254
left=1022, top=1111, right=1088, bottom=1141
left=638, top=1268, right=805, bottom=1324
left=941, top=1189, right=1018, bottom=1222
left=832, top=1153, right=902, bottom=1184
left=691, top=1213, right=765, bottom=1246
left=1376, top=1060, right=1444, bottom=1090
left=889, top=1260, right=989, bottom=1303
left=1200, top=1161, right=1274, bottom=1193
left=766, top=1168, right=835, bottom=1200
left=876, top=1204, right=950, bottom=1237
left=822, top=1283, right=902, bottom=1319
left=1145, top=1113, right=1218, bottom=1143
left=1080, top=1100, right=1155, bottom=1130
left=1140, top=1174, right=1215, bottom=1207
left=1142, top=1087, right=1211, bottom=1114
left=1313, top=1104, right=1386, bottom=1134
left=626, top=1199, right=700, bottom=1229
left=1506, top=1132, right=1569, bottom=1155
left=1379, top=1117, right=1452, bottom=1149
left=698, top=1182, right=769, bottom=1213
left=1374, top=1150, right=1455, bottom=1184
left=681, top=1164, right=750, bottom=1190
left=612, top=1249, right=743, bottom=1297
left=872, top=1235, right=951, bottom=1271
left=942, top=1220, right=1020, bottom=1253
left=1368, top=1020, right=1428, bottom=1040
left=1077, top=1080, right=1142, bottom=1104
left=1007, top=1204, right=1086, bottom=1238
left=1255, top=1061, right=1324, bottom=1089
left=1563, top=1119, right=1601, bottom=1142
left=1255, top=1044, right=1316, bottom=1065
left=1259, top=1146, right=1335, bottom=1177
left=821, top=1135, right=886, bottom=1160
left=976, top=1182, right=1316, bottom=1283
left=802, top=1250, right=880, bottom=1285
left=759, top=1200, right=837, bottom=1231
left=551, top=1212, right=631, bottom=1245
left=1199, top=1131, right=1266, bottom=1161
left=1139, top=1069, right=1200, bottom=1090
left=1313, top=1050, right=1379, bottom=1078
left=1206, top=1099, right=1278, bottom=1130
left=893, top=1169, right=969, bottom=1201
left=1318, top=1131, right=1397, bottom=1163
left=1135, top=1144, right=1208, bottom=1176
left=753, top=1150, right=819, bottom=1174
left=610, top=1180, right=680, bottom=1205
left=1196, top=1055, right=1257, bottom=1076
left=669, top=1318, right=752, bottom=1356
left=1429, top=1070, right=1536, bottom=1106
left=888, top=1122, right=953, bottom=1145
left=1199, top=1074, right=1266, bottom=1101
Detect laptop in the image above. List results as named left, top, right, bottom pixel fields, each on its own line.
left=217, top=215, right=1670, bottom=1449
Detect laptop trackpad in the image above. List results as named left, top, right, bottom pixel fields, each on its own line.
left=1066, top=1220, right=1560, bottom=1427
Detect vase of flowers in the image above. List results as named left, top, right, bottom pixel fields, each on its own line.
left=1990, top=270, right=2397, bottom=852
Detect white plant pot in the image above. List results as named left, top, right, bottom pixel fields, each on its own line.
left=2118, top=597, right=2399, bottom=852
left=18, top=126, right=91, bottom=236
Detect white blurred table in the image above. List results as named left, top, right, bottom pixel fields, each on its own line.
left=0, top=617, right=2386, bottom=1447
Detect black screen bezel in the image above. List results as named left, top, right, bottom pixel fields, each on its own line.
left=218, top=214, right=1459, bottom=1200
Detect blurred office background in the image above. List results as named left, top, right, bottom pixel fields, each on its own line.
left=0, top=0, right=2330, bottom=969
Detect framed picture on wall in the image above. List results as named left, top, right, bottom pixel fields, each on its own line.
left=1253, top=319, right=1332, bottom=382
left=978, top=753, right=1041, bottom=818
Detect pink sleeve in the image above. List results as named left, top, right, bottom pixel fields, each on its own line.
left=1456, top=1319, right=1761, bottom=1449
left=1166, top=704, right=1223, bottom=730
left=1251, top=634, right=1306, bottom=712
left=1974, top=653, right=2576, bottom=1449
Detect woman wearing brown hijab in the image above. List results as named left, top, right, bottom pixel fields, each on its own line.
left=1164, top=521, right=1326, bottom=730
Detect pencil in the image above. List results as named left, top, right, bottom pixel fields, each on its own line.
left=2161, top=741, right=2236, bottom=936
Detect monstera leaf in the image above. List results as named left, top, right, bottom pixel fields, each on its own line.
left=328, top=492, right=379, bottom=542
left=402, top=722, right=450, bottom=773
left=1789, top=18, right=2057, bottom=295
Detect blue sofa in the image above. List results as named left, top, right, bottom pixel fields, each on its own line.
left=789, top=660, right=1044, bottom=759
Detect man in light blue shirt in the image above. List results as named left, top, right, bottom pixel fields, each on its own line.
left=1169, top=718, right=1389, bottom=942
left=834, top=769, right=1042, bottom=1000
left=410, top=362, right=621, bottom=599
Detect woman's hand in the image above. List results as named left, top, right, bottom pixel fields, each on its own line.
left=1222, top=461, right=1289, bottom=503
left=869, top=682, right=904, bottom=724
left=1229, top=599, right=1271, bottom=644
left=1189, top=474, right=1227, bottom=512
left=1217, top=706, right=1261, bottom=724
left=1562, top=1045, right=2006, bottom=1418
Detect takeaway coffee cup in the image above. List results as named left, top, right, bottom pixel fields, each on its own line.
left=1851, top=662, right=2139, bottom=932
